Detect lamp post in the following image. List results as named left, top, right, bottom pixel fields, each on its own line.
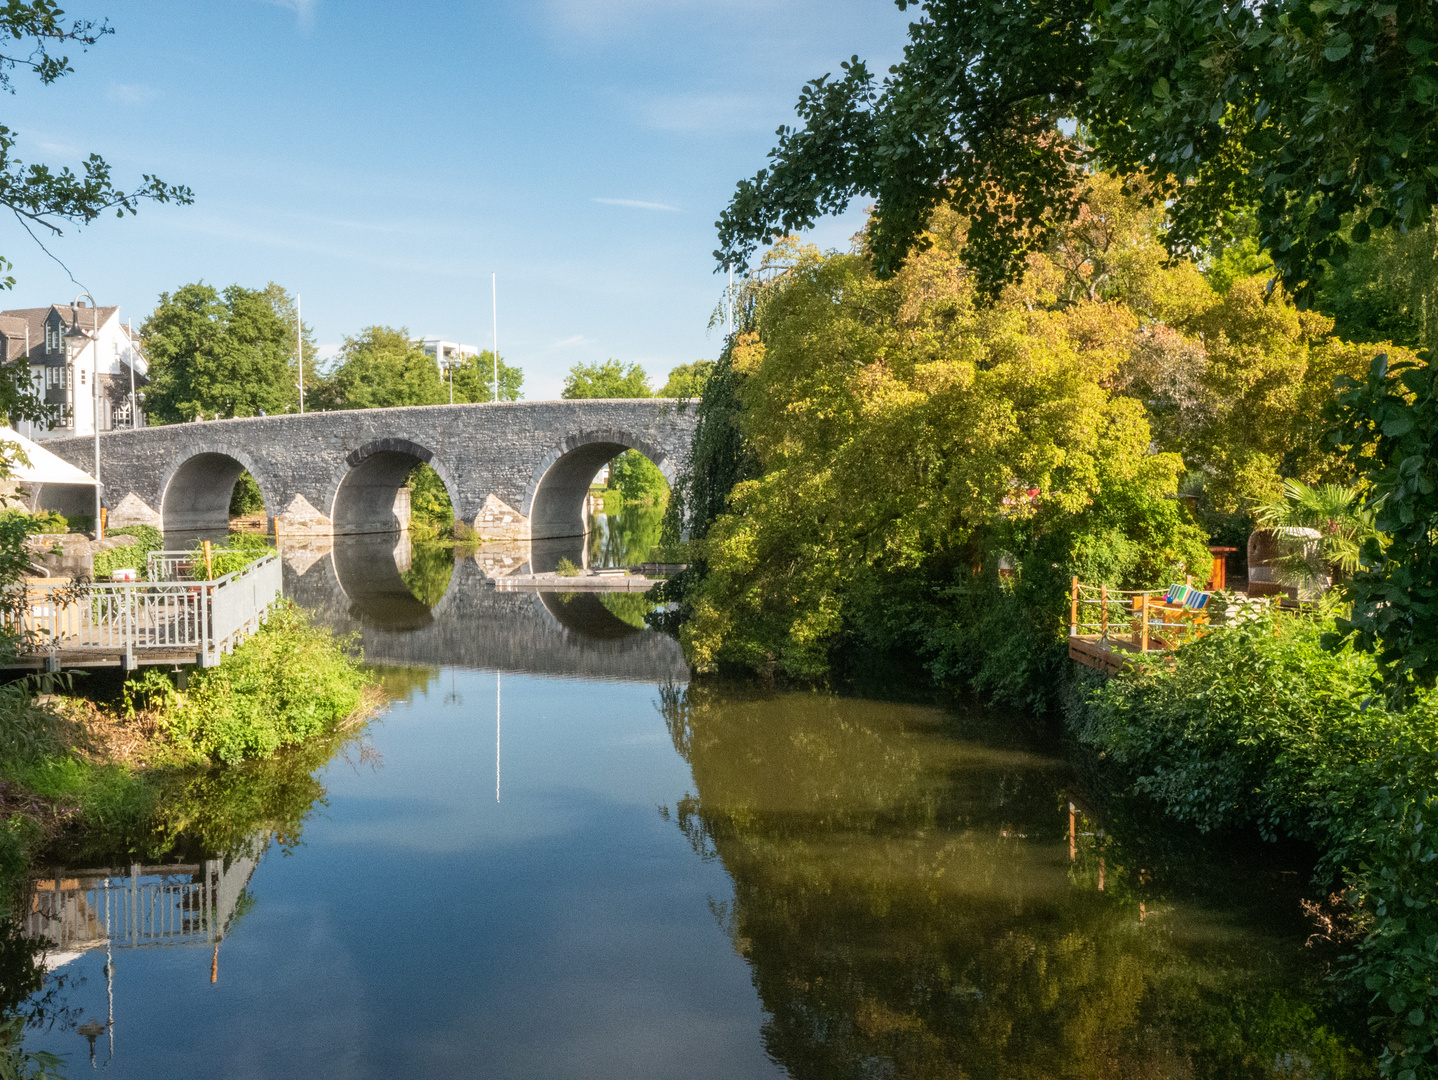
left=63, top=292, right=100, bottom=535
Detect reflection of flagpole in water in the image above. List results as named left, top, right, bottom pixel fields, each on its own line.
left=496, top=671, right=501, bottom=803
left=106, top=885, right=114, bottom=1065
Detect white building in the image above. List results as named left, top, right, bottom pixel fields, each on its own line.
left=0, top=301, right=147, bottom=442
left=419, top=336, right=478, bottom=373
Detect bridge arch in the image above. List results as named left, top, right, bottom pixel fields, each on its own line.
left=160, top=445, right=276, bottom=537
left=521, top=428, right=674, bottom=540
left=329, top=437, right=459, bottom=536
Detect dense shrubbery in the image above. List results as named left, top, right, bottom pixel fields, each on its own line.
left=1073, top=614, right=1438, bottom=1077
left=0, top=511, right=66, bottom=536
left=92, top=524, right=163, bottom=580
left=406, top=462, right=454, bottom=537
left=124, top=601, right=370, bottom=765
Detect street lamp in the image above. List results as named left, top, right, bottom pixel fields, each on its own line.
left=62, top=292, right=100, bottom=535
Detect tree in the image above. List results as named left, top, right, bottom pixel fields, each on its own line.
left=1317, top=220, right=1438, bottom=357
left=446, top=349, right=523, bottom=402
left=715, top=0, right=1438, bottom=303
left=143, top=284, right=298, bottom=422
left=562, top=359, right=651, bottom=399
left=1326, top=354, right=1438, bottom=704
left=657, top=360, right=713, bottom=400
left=680, top=212, right=1211, bottom=683
left=322, top=326, right=444, bottom=410
left=608, top=450, right=668, bottom=503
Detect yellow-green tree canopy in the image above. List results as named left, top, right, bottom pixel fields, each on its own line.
left=679, top=175, right=1408, bottom=683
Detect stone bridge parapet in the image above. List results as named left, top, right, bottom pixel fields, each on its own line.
left=40, top=400, right=696, bottom=540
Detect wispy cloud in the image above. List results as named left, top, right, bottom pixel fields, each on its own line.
left=109, top=83, right=157, bottom=106
left=592, top=197, right=679, bottom=212
left=550, top=334, right=591, bottom=349
left=633, top=91, right=773, bottom=134
left=253, top=0, right=318, bottom=27
left=542, top=0, right=768, bottom=37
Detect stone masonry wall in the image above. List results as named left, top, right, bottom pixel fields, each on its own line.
left=41, top=399, right=697, bottom=538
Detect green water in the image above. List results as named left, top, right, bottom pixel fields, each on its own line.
left=662, top=685, right=1371, bottom=1078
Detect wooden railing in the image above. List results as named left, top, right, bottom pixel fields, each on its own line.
left=6, top=553, right=282, bottom=669
left=1068, top=578, right=1210, bottom=668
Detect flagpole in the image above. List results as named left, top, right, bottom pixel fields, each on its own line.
left=491, top=273, right=498, bottom=404
left=297, top=294, right=304, bottom=415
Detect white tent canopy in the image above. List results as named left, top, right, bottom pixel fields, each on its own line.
left=0, top=427, right=97, bottom=486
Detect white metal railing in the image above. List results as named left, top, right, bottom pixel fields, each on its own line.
left=146, top=549, right=195, bottom=582
left=8, top=553, right=282, bottom=668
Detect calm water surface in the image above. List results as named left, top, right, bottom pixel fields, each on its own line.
left=18, top=518, right=1369, bottom=1078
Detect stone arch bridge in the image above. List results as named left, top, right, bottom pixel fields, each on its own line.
left=42, top=400, right=696, bottom=540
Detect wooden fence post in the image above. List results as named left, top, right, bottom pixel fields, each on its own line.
left=1100, top=584, right=1108, bottom=637
left=1070, top=577, right=1079, bottom=635
left=1140, top=593, right=1151, bottom=652
left=202, top=540, right=213, bottom=581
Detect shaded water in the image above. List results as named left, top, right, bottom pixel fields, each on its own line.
left=12, top=514, right=1371, bottom=1077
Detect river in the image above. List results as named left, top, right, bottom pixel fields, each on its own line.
left=13, top=511, right=1372, bottom=1078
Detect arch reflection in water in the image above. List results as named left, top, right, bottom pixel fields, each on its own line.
left=281, top=536, right=688, bottom=683
left=330, top=532, right=437, bottom=631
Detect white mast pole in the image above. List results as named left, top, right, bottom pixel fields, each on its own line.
left=491, top=273, right=498, bottom=404
left=296, top=294, right=304, bottom=415
left=92, top=303, right=99, bottom=533
left=127, top=318, right=137, bottom=429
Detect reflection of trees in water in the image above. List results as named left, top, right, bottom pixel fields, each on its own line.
left=587, top=503, right=664, bottom=569
left=596, top=592, right=653, bottom=629
left=368, top=664, right=440, bottom=705
left=657, top=684, right=1372, bottom=1079
left=400, top=540, right=456, bottom=607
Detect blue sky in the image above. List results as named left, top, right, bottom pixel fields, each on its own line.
left=0, top=0, right=913, bottom=399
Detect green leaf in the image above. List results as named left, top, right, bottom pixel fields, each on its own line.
left=1153, top=77, right=1170, bottom=99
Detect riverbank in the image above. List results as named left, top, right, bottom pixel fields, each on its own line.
left=0, top=600, right=378, bottom=894
left=1065, top=611, right=1438, bottom=1078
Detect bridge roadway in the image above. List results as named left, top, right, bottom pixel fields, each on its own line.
left=284, top=536, right=690, bottom=684
left=41, top=399, right=696, bottom=541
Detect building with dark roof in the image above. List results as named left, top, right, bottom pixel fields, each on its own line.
left=0, top=300, right=147, bottom=441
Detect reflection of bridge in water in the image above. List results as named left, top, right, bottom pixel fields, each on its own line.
left=283, top=535, right=691, bottom=683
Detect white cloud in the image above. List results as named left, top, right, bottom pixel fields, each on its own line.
left=549, top=334, right=591, bottom=349
left=109, top=83, right=157, bottom=107
left=592, top=197, right=678, bottom=212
